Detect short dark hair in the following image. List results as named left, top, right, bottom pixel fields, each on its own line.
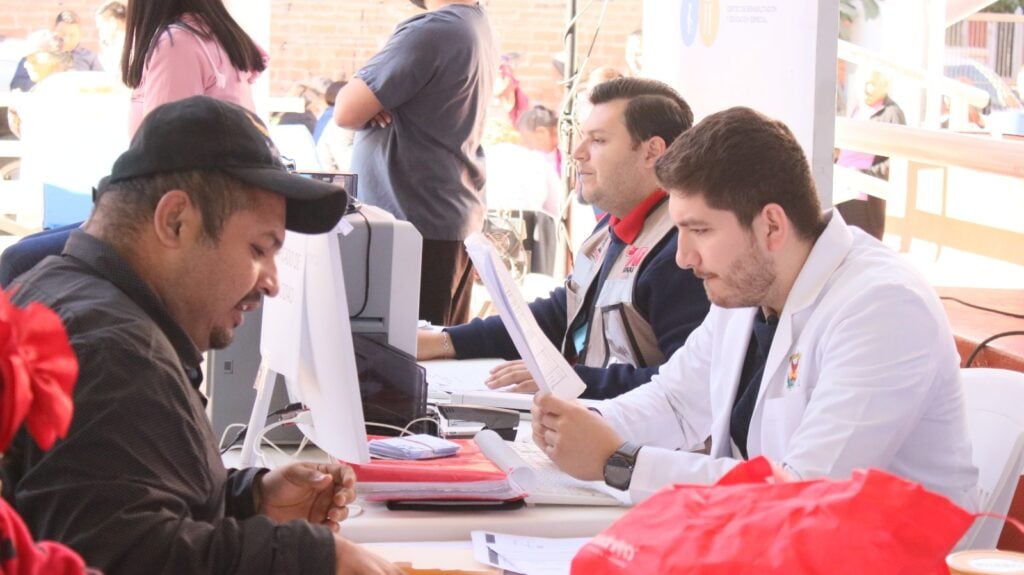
left=94, top=169, right=258, bottom=244
left=655, top=106, right=825, bottom=241
left=588, top=78, right=694, bottom=148
left=54, top=10, right=81, bottom=26
left=517, top=105, right=557, bottom=131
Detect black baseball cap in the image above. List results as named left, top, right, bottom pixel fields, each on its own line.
left=108, top=95, right=348, bottom=234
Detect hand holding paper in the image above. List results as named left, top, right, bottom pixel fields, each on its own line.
left=464, top=233, right=586, bottom=400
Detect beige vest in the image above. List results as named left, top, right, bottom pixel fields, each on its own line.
left=562, top=199, right=675, bottom=368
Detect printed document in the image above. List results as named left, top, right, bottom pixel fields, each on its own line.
left=471, top=531, right=589, bottom=575
left=464, top=233, right=586, bottom=400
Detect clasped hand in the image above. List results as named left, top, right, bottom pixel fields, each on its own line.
left=256, top=461, right=356, bottom=532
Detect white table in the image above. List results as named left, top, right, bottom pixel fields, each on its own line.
left=342, top=498, right=625, bottom=543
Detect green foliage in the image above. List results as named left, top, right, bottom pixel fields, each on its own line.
left=983, top=0, right=1024, bottom=13
left=839, top=0, right=884, bottom=40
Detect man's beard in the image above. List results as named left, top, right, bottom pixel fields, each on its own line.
left=705, top=242, right=775, bottom=309
left=409, top=0, right=427, bottom=8
left=210, top=327, right=234, bottom=350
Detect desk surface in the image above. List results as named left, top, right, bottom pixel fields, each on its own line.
left=224, top=443, right=627, bottom=544
left=344, top=500, right=625, bottom=543
left=938, top=287, right=1024, bottom=371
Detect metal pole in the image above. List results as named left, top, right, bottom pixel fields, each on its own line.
left=556, top=0, right=579, bottom=277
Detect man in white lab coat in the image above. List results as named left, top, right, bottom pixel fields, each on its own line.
left=532, top=107, right=979, bottom=510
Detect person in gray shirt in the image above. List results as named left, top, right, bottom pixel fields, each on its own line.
left=334, top=0, right=496, bottom=326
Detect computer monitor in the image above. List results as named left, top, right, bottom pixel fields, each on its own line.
left=210, top=174, right=422, bottom=457
left=249, top=227, right=369, bottom=463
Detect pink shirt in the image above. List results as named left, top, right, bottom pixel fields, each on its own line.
left=129, top=15, right=261, bottom=136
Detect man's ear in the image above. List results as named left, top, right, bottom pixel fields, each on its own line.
left=759, top=203, right=790, bottom=252
left=643, top=136, right=667, bottom=167
left=152, top=189, right=197, bottom=247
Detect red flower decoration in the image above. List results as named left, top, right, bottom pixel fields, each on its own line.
left=0, top=290, right=78, bottom=452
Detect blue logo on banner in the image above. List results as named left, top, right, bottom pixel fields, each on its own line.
left=680, top=0, right=700, bottom=46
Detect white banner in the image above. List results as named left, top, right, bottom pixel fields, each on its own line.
left=644, top=0, right=839, bottom=205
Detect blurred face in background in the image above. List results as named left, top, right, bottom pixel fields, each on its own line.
left=518, top=125, right=558, bottom=153
left=863, top=70, right=890, bottom=107
left=53, top=21, right=82, bottom=52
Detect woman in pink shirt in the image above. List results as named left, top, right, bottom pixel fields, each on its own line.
left=121, top=0, right=266, bottom=136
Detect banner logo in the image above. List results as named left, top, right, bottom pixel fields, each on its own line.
left=680, top=0, right=720, bottom=47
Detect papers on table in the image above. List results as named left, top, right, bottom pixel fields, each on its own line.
left=471, top=531, right=589, bottom=575
left=368, top=434, right=461, bottom=460
left=422, top=358, right=504, bottom=394
left=464, top=233, right=586, bottom=400
left=347, top=437, right=526, bottom=502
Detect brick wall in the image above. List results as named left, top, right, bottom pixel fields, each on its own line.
left=0, top=0, right=644, bottom=110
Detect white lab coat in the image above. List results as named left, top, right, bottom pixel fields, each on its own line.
left=598, top=212, right=980, bottom=510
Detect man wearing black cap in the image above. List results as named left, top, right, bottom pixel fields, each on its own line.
left=0, top=96, right=402, bottom=575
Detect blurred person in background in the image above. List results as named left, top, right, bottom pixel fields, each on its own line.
left=52, top=10, right=103, bottom=74
left=0, top=0, right=269, bottom=292
left=833, top=68, right=904, bottom=240
left=9, top=27, right=61, bottom=90
left=122, top=0, right=267, bottom=136
left=95, top=1, right=127, bottom=77
left=516, top=104, right=561, bottom=178
left=5, top=31, right=72, bottom=138
left=495, top=52, right=530, bottom=126
left=334, top=0, right=497, bottom=327
left=317, top=80, right=356, bottom=171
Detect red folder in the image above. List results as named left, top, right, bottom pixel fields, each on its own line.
left=343, top=437, right=526, bottom=502
left=348, top=437, right=505, bottom=483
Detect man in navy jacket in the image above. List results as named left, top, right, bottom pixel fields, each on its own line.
left=418, top=78, right=710, bottom=400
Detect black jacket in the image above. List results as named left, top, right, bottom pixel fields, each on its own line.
left=1, top=231, right=335, bottom=575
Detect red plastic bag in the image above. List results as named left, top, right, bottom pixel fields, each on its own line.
left=571, top=457, right=975, bottom=575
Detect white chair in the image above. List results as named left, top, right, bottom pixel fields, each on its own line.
left=959, top=367, right=1024, bottom=549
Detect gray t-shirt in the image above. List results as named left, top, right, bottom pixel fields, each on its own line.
left=352, top=3, right=496, bottom=241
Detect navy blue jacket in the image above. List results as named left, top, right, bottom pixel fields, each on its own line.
left=448, top=228, right=709, bottom=399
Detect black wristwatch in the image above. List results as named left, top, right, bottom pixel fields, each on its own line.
left=603, top=441, right=643, bottom=491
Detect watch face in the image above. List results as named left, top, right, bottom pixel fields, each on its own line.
left=604, top=453, right=633, bottom=491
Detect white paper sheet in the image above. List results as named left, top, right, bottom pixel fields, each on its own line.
left=422, top=358, right=504, bottom=394
left=471, top=531, right=589, bottom=575
left=464, top=234, right=586, bottom=400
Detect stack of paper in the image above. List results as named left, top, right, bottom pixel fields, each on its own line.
left=368, top=434, right=461, bottom=460
left=346, top=437, right=526, bottom=502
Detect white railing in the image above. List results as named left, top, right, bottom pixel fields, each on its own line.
left=838, top=39, right=991, bottom=130
left=834, top=117, right=1024, bottom=266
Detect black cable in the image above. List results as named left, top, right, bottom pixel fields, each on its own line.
left=349, top=206, right=371, bottom=318
left=940, top=296, right=1024, bottom=320
left=964, top=330, right=1024, bottom=368
left=219, top=402, right=306, bottom=454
